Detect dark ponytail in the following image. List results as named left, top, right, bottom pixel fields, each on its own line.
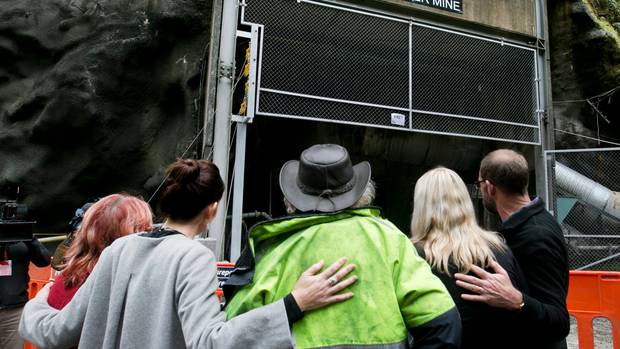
left=158, top=159, right=225, bottom=220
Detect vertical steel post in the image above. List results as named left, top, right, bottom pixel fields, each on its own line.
left=534, top=0, right=556, bottom=211
left=201, top=0, right=223, bottom=159
left=210, top=0, right=239, bottom=259
left=230, top=26, right=259, bottom=262
left=230, top=123, right=247, bottom=262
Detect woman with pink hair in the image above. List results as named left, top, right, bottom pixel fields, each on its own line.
left=47, top=194, right=152, bottom=309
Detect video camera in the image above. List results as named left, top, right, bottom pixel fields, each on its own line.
left=0, top=185, right=35, bottom=243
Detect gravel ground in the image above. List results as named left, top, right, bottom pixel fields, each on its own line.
left=567, top=316, right=614, bottom=348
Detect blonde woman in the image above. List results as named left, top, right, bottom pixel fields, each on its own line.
left=410, top=167, right=527, bottom=349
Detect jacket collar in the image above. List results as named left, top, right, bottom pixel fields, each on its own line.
left=500, top=197, right=546, bottom=231
left=140, top=227, right=184, bottom=239
left=246, top=207, right=383, bottom=252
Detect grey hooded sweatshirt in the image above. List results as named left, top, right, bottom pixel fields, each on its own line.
left=19, top=234, right=293, bottom=349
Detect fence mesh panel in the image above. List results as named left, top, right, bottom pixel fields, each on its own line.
left=549, top=149, right=620, bottom=270
left=410, top=25, right=537, bottom=126
left=244, top=0, right=540, bottom=144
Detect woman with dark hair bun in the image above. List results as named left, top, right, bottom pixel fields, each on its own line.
left=159, top=159, right=225, bottom=221
left=20, top=159, right=357, bottom=349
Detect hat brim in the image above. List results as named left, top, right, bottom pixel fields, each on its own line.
left=279, top=160, right=371, bottom=213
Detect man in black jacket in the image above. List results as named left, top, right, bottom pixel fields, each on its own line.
left=455, top=149, right=570, bottom=349
left=0, top=238, right=51, bottom=349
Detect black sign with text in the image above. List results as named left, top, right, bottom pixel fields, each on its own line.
left=408, top=0, right=463, bottom=14
left=216, top=263, right=236, bottom=288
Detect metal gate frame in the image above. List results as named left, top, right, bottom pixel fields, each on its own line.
left=240, top=0, right=542, bottom=145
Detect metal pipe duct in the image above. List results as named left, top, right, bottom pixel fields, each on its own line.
left=555, top=162, right=620, bottom=220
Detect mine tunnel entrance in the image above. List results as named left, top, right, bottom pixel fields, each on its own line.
left=223, top=116, right=538, bottom=259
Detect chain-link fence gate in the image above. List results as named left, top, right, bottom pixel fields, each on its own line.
left=241, top=0, right=541, bottom=145
left=546, top=148, right=620, bottom=271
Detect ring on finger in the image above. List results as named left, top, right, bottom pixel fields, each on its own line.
left=327, top=277, right=337, bottom=286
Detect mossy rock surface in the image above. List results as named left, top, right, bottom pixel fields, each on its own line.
left=549, top=0, right=620, bottom=148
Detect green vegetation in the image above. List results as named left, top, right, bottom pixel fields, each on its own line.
left=590, top=0, right=620, bottom=24
left=584, top=0, right=620, bottom=45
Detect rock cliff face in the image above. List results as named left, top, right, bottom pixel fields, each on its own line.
left=549, top=0, right=620, bottom=147
left=0, top=0, right=212, bottom=232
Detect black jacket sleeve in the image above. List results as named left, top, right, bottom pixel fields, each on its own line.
left=409, top=307, right=461, bottom=349
left=25, top=238, right=51, bottom=267
left=518, top=228, right=570, bottom=341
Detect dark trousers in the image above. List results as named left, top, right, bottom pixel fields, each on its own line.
left=0, top=306, right=24, bottom=349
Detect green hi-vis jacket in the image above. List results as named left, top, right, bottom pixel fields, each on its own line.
left=225, top=208, right=461, bottom=349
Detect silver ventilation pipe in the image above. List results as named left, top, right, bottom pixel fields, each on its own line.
left=555, top=162, right=620, bottom=220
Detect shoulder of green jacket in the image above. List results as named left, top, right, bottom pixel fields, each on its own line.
left=246, top=206, right=386, bottom=250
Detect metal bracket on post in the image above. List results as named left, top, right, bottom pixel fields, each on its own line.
left=219, top=63, right=234, bottom=79
left=536, top=109, right=548, bottom=124
left=231, top=115, right=253, bottom=123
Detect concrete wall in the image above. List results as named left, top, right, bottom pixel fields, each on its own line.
left=372, top=0, right=536, bottom=37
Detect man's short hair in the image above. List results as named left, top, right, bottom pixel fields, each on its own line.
left=480, top=149, right=529, bottom=195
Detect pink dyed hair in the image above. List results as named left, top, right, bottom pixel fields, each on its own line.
left=61, top=194, right=153, bottom=288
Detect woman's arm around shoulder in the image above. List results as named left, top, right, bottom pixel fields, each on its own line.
left=175, top=243, right=293, bottom=349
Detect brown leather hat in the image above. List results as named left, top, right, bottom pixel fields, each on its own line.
left=279, top=144, right=371, bottom=213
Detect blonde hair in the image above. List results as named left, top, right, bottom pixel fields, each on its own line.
left=410, top=167, right=506, bottom=275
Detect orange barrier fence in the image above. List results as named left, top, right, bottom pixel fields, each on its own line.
left=26, top=263, right=55, bottom=299
left=24, top=263, right=55, bottom=349
left=567, top=271, right=620, bottom=349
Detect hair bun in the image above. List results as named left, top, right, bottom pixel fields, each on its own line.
left=169, top=159, right=200, bottom=184
left=160, top=159, right=225, bottom=220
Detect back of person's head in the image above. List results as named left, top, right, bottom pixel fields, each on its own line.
left=159, top=159, right=225, bottom=221
left=283, top=181, right=376, bottom=215
left=480, top=149, right=529, bottom=196
left=62, top=194, right=153, bottom=288
left=52, top=200, right=97, bottom=271
left=410, top=167, right=505, bottom=274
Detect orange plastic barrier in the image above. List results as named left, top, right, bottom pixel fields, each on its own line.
left=26, top=263, right=54, bottom=299
left=567, top=271, right=620, bottom=349
left=24, top=263, right=53, bottom=349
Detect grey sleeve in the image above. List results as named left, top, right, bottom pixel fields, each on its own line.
left=18, top=266, right=94, bottom=348
left=176, top=246, right=293, bottom=349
